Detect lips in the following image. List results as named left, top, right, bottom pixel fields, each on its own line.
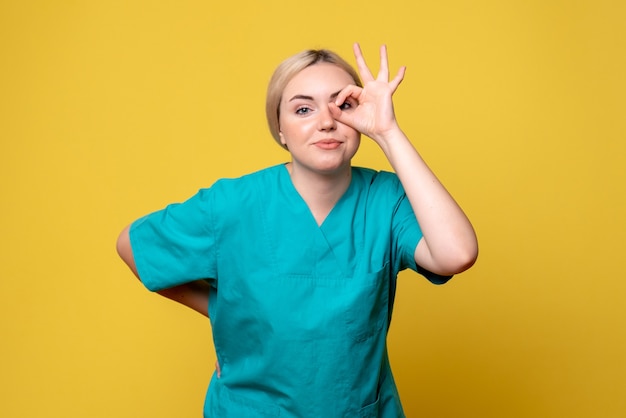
left=314, top=139, right=342, bottom=150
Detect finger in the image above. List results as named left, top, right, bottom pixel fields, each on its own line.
left=334, top=84, right=363, bottom=107
left=328, top=102, right=358, bottom=131
left=377, top=44, right=389, bottom=81
left=389, top=66, right=406, bottom=92
left=328, top=102, right=343, bottom=120
left=353, top=43, right=374, bottom=82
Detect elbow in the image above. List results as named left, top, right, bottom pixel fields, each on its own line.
left=116, top=226, right=131, bottom=262
left=116, top=225, right=140, bottom=279
left=426, top=240, right=478, bottom=277
left=454, top=246, right=478, bottom=274
left=444, top=240, right=479, bottom=275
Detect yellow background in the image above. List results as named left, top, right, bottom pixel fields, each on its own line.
left=2, top=1, right=625, bottom=417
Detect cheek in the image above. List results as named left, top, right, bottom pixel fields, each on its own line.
left=348, top=133, right=362, bottom=155
left=340, top=125, right=360, bottom=141
left=280, top=118, right=314, bottom=139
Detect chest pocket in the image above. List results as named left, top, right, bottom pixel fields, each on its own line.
left=344, top=263, right=390, bottom=342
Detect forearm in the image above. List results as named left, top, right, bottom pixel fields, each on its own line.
left=376, top=127, right=478, bottom=275
left=330, top=43, right=478, bottom=274
left=157, top=281, right=210, bottom=317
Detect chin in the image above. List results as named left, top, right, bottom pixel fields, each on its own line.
left=314, top=160, right=352, bottom=175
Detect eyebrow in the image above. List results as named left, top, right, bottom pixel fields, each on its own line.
left=288, top=90, right=342, bottom=102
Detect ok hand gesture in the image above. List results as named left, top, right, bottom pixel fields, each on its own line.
left=330, top=43, right=406, bottom=145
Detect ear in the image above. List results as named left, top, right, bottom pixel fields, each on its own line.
left=278, top=132, right=289, bottom=150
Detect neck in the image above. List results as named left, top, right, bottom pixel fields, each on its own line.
left=286, top=163, right=352, bottom=225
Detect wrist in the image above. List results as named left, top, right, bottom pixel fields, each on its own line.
left=373, top=124, right=407, bottom=152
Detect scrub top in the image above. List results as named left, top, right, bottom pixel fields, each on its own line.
left=130, top=164, right=450, bottom=418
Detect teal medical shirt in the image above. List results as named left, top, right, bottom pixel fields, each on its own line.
left=130, top=164, right=450, bottom=417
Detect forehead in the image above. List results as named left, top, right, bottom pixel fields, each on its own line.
left=282, top=63, right=355, bottom=99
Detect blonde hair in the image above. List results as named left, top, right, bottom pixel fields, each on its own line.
left=265, top=49, right=362, bottom=149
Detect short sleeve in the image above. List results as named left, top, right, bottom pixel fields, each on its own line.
left=391, top=179, right=453, bottom=285
left=129, top=188, right=217, bottom=291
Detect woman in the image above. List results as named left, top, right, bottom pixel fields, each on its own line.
left=117, top=43, right=478, bottom=417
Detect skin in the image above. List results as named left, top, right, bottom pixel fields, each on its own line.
left=278, top=62, right=362, bottom=225
left=116, top=224, right=211, bottom=317
left=329, top=44, right=478, bottom=276
left=116, top=42, right=478, bottom=340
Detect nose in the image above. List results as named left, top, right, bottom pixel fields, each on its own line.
left=318, top=106, right=336, bottom=131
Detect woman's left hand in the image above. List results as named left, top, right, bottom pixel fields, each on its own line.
left=330, top=43, right=406, bottom=144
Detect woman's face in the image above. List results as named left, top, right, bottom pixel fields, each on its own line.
left=278, top=63, right=360, bottom=176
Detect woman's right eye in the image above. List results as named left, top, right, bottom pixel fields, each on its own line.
left=295, top=106, right=311, bottom=115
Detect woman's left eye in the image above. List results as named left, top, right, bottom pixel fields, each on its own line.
left=338, top=101, right=352, bottom=111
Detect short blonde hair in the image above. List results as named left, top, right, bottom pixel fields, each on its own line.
left=266, top=49, right=362, bottom=149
